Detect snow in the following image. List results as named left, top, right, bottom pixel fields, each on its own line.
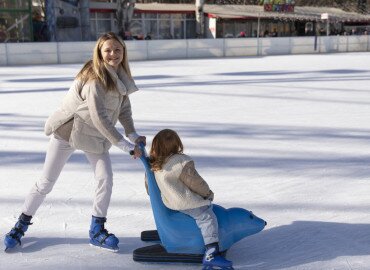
left=1, top=52, right=370, bottom=270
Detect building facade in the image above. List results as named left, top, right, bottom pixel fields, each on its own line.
left=0, top=0, right=370, bottom=42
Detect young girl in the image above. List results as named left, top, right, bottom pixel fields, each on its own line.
left=148, top=129, right=233, bottom=269
left=4, top=32, right=145, bottom=252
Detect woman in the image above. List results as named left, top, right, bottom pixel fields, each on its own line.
left=4, top=32, right=145, bottom=252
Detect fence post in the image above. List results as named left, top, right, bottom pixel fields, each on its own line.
left=56, top=42, right=61, bottom=64
left=337, top=36, right=340, bottom=53
left=146, top=39, right=149, bottom=61
left=5, top=43, right=8, bottom=66
left=186, top=39, right=189, bottom=59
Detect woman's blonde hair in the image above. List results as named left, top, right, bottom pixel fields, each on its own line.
left=76, top=32, right=133, bottom=91
left=149, top=129, right=184, bottom=171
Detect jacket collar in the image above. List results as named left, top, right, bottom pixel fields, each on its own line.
left=105, top=64, right=138, bottom=96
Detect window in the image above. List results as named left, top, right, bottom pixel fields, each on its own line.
left=158, top=19, right=171, bottom=39
left=185, top=20, right=196, bottom=39
left=172, top=20, right=184, bottom=39
left=0, top=11, right=32, bottom=42
left=90, top=11, right=116, bottom=40
left=0, top=0, right=32, bottom=42
left=131, top=11, right=196, bottom=39
left=224, top=21, right=235, bottom=38
left=144, top=20, right=157, bottom=38
left=0, top=0, right=30, bottom=9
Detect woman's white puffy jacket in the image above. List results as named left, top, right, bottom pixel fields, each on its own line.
left=44, top=65, right=138, bottom=154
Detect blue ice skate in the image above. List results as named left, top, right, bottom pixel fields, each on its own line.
left=89, top=216, right=119, bottom=252
left=202, top=244, right=234, bottom=270
left=4, top=214, right=32, bottom=252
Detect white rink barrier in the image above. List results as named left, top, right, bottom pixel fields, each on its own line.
left=0, top=35, right=369, bottom=66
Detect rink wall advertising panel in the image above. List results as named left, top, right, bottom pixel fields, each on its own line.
left=0, top=36, right=369, bottom=66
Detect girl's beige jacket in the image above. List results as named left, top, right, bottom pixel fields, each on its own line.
left=152, top=154, right=213, bottom=211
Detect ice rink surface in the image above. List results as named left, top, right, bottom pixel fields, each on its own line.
left=0, top=52, right=370, bottom=269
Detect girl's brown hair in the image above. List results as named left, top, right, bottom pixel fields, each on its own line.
left=149, top=129, right=184, bottom=171
left=76, top=32, right=133, bottom=91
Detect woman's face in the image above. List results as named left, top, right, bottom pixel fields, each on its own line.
left=100, top=39, right=124, bottom=71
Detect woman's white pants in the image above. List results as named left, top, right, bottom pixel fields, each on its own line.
left=22, top=135, right=113, bottom=218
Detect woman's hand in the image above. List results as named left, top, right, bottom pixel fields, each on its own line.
left=128, top=136, right=146, bottom=158
left=132, top=144, right=142, bottom=159
left=135, top=136, right=146, bottom=146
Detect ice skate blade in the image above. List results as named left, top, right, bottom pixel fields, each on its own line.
left=89, top=243, right=119, bottom=253
left=4, top=247, right=19, bottom=253
left=202, top=266, right=234, bottom=270
left=4, top=243, right=21, bottom=253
